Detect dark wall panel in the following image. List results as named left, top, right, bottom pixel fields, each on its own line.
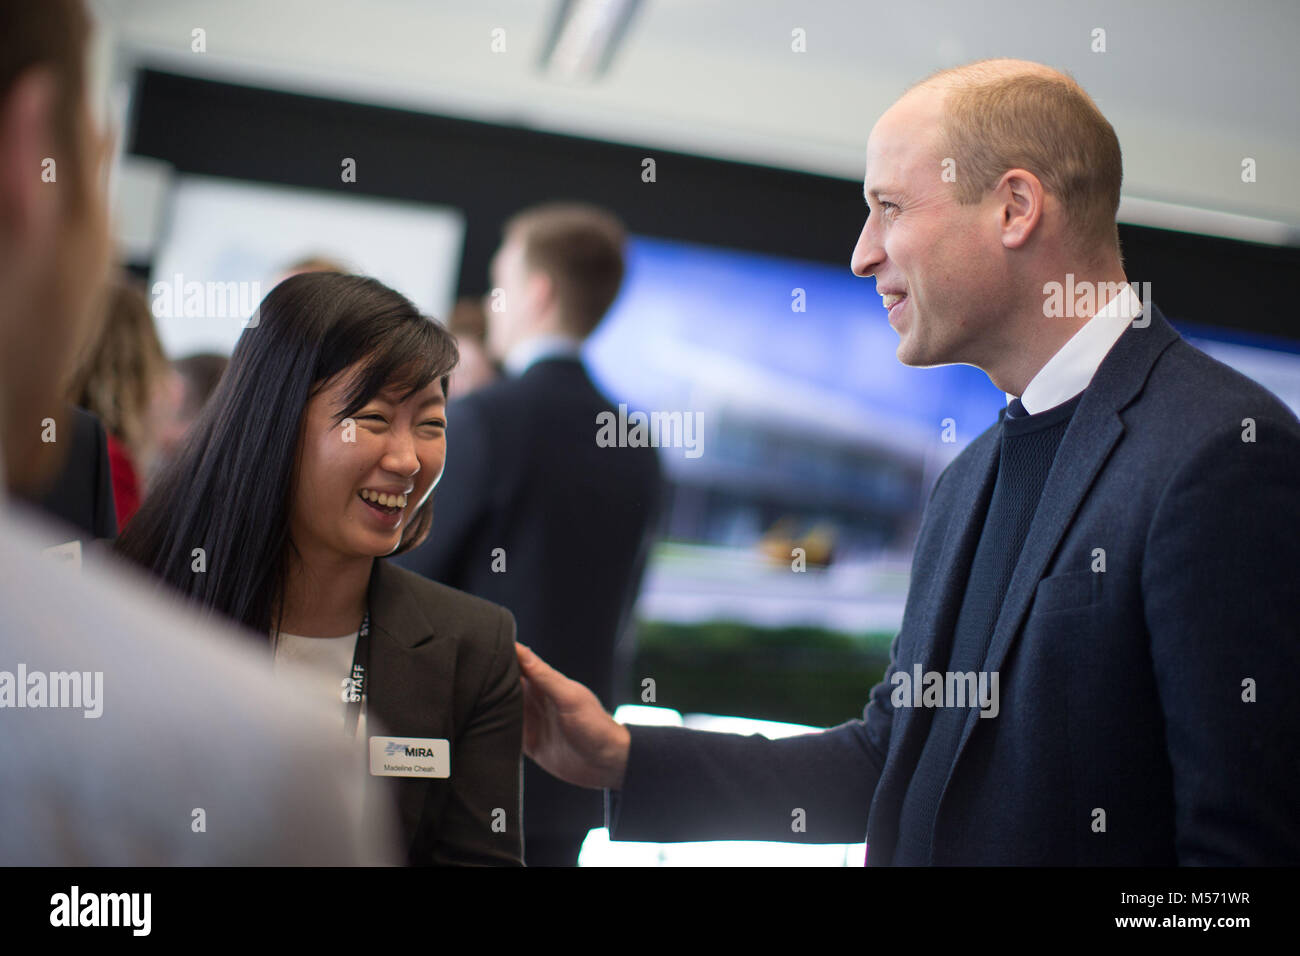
left=130, top=68, right=1300, bottom=342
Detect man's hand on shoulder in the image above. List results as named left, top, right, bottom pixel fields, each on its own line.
left=515, top=642, right=631, bottom=790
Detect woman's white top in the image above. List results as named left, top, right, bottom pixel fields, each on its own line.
left=272, top=630, right=366, bottom=740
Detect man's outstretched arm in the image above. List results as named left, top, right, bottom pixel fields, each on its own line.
left=516, top=641, right=896, bottom=845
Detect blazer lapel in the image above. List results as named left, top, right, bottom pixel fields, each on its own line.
left=362, top=559, right=448, bottom=849
left=890, top=433, right=1000, bottom=752
left=368, top=558, right=436, bottom=649
left=870, top=427, right=1000, bottom=864
left=943, top=305, right=1181, bottom=781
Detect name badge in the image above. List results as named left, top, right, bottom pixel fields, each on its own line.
left=43, top=540, right=82, bottom=570
left=369, top=736, right=450, bottom=778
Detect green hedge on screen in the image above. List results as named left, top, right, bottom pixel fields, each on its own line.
left=620, top=620, right=895, bottom=729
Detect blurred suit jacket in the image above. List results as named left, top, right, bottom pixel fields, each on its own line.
left=26, top=405, right=117, bottom=543
left=364, top=558, right=524, bottom=865
left=396, top=356, right=664, bottom=847
left=604, top=303, right=1300, bottom=865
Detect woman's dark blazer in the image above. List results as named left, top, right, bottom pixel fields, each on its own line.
left=363, top=557, right=523, bottom=865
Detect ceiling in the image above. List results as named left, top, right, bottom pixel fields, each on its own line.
left=93, top=0, right=1300, bottom=242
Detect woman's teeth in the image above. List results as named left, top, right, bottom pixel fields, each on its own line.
left=359, top=489, right=407, bottom=509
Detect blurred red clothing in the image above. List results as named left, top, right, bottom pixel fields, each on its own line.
left=105, top=432, right=140, bottom=530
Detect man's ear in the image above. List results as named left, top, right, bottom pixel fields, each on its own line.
left=526, top=270, right=554, bottom=323
left=996, top=168, right=1045, bottom=251
left=0, top=67, right=61, bottom=249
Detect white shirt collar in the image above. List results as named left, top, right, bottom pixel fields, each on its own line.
left=503, top=334, right=584, bottom=378
left=1009, top=282, right=1143, bottom=415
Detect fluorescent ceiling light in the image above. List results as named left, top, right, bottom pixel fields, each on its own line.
left=540, top=0, right=641, bottom=83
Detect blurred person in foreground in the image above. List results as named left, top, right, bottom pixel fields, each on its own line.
left=0, top=0, right=397, bottom=865
left=65, top=275, right=167, bottom=528
left=396, top=203, right=664, bottom=866
left=513, top=60, right=1300, bottom=865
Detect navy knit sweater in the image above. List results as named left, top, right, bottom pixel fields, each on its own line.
left=893, top=391, right=1083, bottom=864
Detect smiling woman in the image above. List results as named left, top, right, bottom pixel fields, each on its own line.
left=115, top=272, right=524, bottom=865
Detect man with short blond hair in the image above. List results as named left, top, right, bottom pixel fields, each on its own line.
left=496, top=202, right=626, bottom=340
left=514, top=59, right=1300, bottom=865
left=913, top=60, right=1123, bottom=260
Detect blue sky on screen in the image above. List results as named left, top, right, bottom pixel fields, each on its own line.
left=584, top=236, right=1008, bottom=445
left=585, top=236, right=1300, bottom=433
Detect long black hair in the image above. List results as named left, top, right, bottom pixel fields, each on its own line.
left=116, top=272, right=458, bottom=640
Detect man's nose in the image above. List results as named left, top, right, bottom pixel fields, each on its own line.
left=850, top=217, right=882, bottom=278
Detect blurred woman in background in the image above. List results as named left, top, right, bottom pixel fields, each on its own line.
left=66, top=275, right=169, bottom=529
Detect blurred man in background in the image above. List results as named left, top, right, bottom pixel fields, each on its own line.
left=397, top=203, right=664, bottom=866
left=0, top=0, right=396, bottom=865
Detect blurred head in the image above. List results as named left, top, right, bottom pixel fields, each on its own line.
left=172, top=352, right=229, bottom=422
left=0, top=0, right=112, bottom=493
left=485, top=202, right=625, bottom=360
left=444, top=296, right=497, bottom=398
left=850, top=59, right=1123, bottom=386
left=66, top=276, right=169, bottom=470
left=116, top=273, right=458, bottom=639
left=447, top=295, right=489, bottom=344
left=276, top=253, right=350, bottom=286
left=150, top=352, right=229, bottom=476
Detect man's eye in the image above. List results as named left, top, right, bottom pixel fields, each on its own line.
left=879, top=201, right=898, bottom=212
left=422, top=420, right=446, bottom=430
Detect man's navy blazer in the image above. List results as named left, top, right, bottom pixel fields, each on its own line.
left=605, top=304, right=1300, bottom=865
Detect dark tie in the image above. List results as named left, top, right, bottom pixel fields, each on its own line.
left=1006, top=398, right=1028, bottom=419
